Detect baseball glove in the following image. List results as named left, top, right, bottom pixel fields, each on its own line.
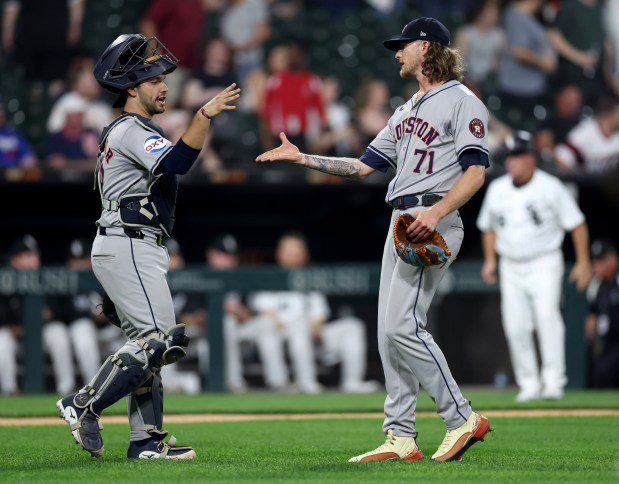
left=393, top=213, right=451, bottom=267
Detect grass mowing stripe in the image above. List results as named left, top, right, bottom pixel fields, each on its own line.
left=0, top=416, right=617, bottom=482
left=1, top=389, right=619, bottom=417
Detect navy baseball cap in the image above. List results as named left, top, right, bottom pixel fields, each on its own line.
left=208, top=234, right=239, bottom=255
left=504, top=131, right=535, bottom=156
left=67, top=238, right=92, bottom=260
left=591, top=239, right=617, bottom=260
left=383, top=17, right=451, bottom=51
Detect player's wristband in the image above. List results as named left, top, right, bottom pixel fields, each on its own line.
left=200, top=108, right=212, bottom=120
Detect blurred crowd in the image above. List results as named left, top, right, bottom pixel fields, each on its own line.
left=1, top=0, right=619, bottom=180
left=0, top=232, right=381, bottom=395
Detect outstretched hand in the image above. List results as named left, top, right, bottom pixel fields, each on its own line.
left=256, top=132, right=304, bottom=164
left=200, top=83, right=241, bottom=119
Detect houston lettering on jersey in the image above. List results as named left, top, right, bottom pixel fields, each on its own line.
left=394, top=116, right=440, bottom=146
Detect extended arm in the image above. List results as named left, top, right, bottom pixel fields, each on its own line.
left=569, top=222, right=592, bottom=291
left=480, top=230, right=498, bottom=284
left=548, top=29, right=596, bottom=69
left=158, top=84, right=240, bottom=174
left=256, top=132, right=375, bottom=180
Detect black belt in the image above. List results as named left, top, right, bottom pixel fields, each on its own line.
left=388, top=193, right=443, bottom=210
left=98, top=226, right=166, bottom=247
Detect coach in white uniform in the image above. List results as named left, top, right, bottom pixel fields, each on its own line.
left=477, top=131, right=592, bottom=401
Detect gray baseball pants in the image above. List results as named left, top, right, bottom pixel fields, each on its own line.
left=379, top=207, right=472, bottom=437
left=91, top=228, right=175, bottom=441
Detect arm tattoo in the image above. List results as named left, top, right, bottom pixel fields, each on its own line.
left=303, top=155, right=361, bottom=179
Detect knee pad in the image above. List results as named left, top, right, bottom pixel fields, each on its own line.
left=136, top=324, right=190, bottom=369
left=73, top=352, right=150, bottom=416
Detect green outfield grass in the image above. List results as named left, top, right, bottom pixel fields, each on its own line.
left=0, top=389, right=618, bottom=417
left=0, top=416, right=617, bottom=482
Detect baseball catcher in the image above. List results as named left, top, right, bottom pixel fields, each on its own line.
left=56, top=34, right=240, bottom=460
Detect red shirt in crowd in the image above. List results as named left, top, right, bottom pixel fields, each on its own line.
left=260, top=70, right=326, bottom=137
left=143, top=0, right=205, bottom=70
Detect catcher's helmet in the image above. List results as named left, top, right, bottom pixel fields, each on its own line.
left=93, top=34, right=178, bottom=107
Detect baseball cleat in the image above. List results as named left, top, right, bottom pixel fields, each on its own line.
left=127, top=435, right=196, bottom=459
left=348, top=429, right=423, bottom=462
left=56, top=394, right=104, bottom=458
left=541, top=388, right=564, bottom=400
left=431, top=412, right=491, bottom=462
left=515, top=389, right=540, bottom=403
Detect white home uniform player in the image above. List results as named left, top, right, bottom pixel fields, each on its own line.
left=477, top=131, right=592, bottom=401
left=249, top=232, right=378, bottom=393
left=257, top=18, right=492, bottom=462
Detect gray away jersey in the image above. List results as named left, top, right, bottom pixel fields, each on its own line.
left=359, top=80, right=489, bottom=202
left=96, top=115, right=174, bottom=232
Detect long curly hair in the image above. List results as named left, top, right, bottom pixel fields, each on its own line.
left=421, top=42, right=466, bottom=84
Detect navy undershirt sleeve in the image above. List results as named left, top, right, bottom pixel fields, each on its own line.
left=359, top=146, right=391, bottom=172
left=459, top=148, right=490, bottom=170
left=156, top=139, right=202, bottom=175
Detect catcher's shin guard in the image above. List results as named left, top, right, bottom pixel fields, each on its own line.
left=72, top=324, right=190, bottom=416
left=128, top=372, right=167, bottom=440
left=73, top=352, right=152, bottom=416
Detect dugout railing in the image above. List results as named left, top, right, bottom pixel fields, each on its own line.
left=0, top=263, right=588, bottom=393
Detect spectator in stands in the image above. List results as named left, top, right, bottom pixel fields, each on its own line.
left=586, top=239, right=619, bottom=388
left=140, top=0, right=209, bottom=106
left=497, top=0, right=556, bottom=127
left=44, top=97, right=99, bottom=171
left=536, top=84, right=584, bottom=159
left=455, top=0, right=504, bottom=94
left=548, top=0, right=606, bottom=103
left=44, top=239, right=103, bottom=394
left=182, top=38, right=237, bottom=110
left=160, top=238, right=205, bottom=394
left=205, top=234, right=282, bottom=392
left=241, top=43, right=289, bottom=114
left=555, top=96, right=619, bottom=172
left=353, top=79, right=391, bottom=148
left=0, top=98, right=36, bottom=168
left=2, top=0, right=84, bottom=97
left=47, top=59, right=114, bottom=135
left=259, top=40, right=325, bottom=152
left=182, top=38, right=241, bottom=168
left=220, top=0, right=270, bottom=87
left=250, top=232, right=378, bottom=393
left=310, top=76, right=358, bottom=158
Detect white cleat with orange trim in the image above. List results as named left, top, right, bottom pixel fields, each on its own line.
left=348, top=429, right=423, bottom=462
left=431, top=411, right=491, bottom=462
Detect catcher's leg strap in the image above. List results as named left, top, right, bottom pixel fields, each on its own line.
left=136, top=324, right=190, bottom=367
left=128, top=372, right=166, bottom=437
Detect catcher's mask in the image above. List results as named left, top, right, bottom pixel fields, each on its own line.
left=93, top=34, right=178, bottom=108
